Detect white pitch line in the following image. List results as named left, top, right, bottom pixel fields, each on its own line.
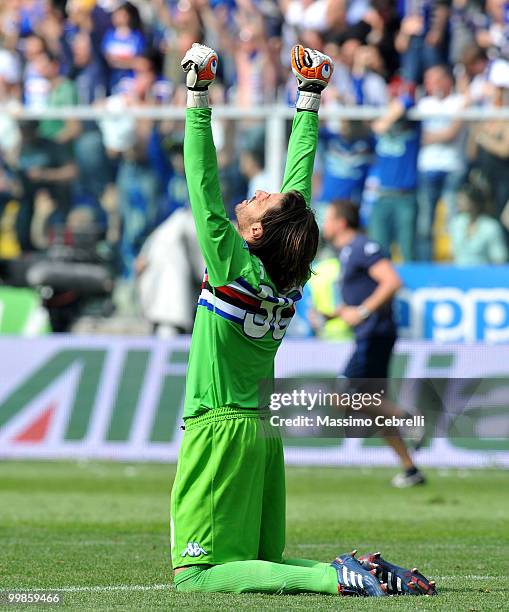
left=436, top=575, right=497, bottom=580
left=5, top=576, right=503, bottom=594
left=60, top=584, right=175, bottom=593
left=4, top=585, right=174, bottom=593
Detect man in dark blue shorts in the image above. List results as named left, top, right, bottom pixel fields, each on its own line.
left=322, top=199, right=425, bottom=488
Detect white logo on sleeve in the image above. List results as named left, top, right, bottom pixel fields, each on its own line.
left=364, top=242, right=380, bottom=256
left=181, top=542, right=208, bottom=557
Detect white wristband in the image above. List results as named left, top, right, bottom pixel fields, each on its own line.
left=187, top=90, right=210, bottom=108
left=296, top=91, right=321, bottom=112
left=357, top=305, right=371, bottom=320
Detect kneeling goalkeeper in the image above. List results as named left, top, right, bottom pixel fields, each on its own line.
left=170, top=43, right=436, bottom=598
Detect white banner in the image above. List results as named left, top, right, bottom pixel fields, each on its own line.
left=0, top=336, right=507, bottom=467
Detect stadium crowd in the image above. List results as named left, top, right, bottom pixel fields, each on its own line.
left=1, top=0, right=509, bottom=332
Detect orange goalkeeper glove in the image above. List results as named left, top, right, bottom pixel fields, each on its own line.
left=181, top=43, right=219, bottom=107
left=291, top=45, right=334, bottom=112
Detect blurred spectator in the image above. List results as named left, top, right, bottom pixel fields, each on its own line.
left=0, top=47, right=22, bottom=100
left=316, top=119, right=373, bottom=208
left=396, top=0, right=451, bottom=85
left=99, top=49, right=172, bottom=278
left=282, top=0, right=346, bottom=41
left=70, top=31, right=110, bottom=219
left=366, top=80, right=419, bottom=261
left=469, top=59, right=509, bottom=219
left=35, top=49, right=80, bottom=148
left=71, top=31, right=109, bottom=103
left=0, top=112, right=21, bottom=169
left=0, top=47, right=22, bottom=247
left=0, top=0, right=49, bottom=48
left=235, top=22, right=278, bottom=106
left=13, top=120, right=77, bottom=250
left=146, top=0, right=174, bottom=56
left=240, top=146, right=272, bottom=196
left=199, top=0, right=278, bottom=105
left=475, top=0, right=509, bottom=60
left=21, top=34, right=51, bottom=108
left=101, top=1, right=145, bottom=90
left=362, top=1, right=402, bottom=79
left=136, top=208, right=204, bottom=336
left=416, top=64, right=466, bottom=260
left=455, top=43, right=489, bottom=104
left=0, top=46, right=22, bottom=204
left=333, top=33, right=388, bottom=106
left=36, top=2, right=73, bottom=75
left=66, top=0, right=112, bottom=50
left=448, top=0, right=475, bottom=64
left=450, top=183, right=508, bottom=264
left=157, top=139, right=189, bottom=222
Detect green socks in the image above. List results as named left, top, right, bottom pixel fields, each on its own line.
left=174, top=558, right=338, bottom=595
left=283, top=557, right=331, bottom=571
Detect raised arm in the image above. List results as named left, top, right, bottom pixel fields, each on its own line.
left=281, top=111, right=319, bottom=205
left=182, top=44, right=251, bottom=286
left=281, top=46, right=333, bottom=206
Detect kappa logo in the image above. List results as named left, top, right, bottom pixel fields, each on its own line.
left=181, top=542, right=208, bottom=558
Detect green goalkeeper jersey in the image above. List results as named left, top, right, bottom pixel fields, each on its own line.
left=184, top=108, right=318, bottom=418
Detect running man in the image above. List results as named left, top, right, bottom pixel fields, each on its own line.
left=322, top=199, right=426, bottom=487
left=170, top=43, right=435, bottom=597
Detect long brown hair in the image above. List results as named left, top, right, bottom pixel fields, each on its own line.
left=249, top=190, right=319, bottom=292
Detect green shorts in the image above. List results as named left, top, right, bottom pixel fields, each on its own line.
left=170, top=407, right=285, bottom=569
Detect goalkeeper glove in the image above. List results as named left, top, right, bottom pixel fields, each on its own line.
left=291, top=45, right=334, bottom=112
left=181, top=43, right=219, bottom=108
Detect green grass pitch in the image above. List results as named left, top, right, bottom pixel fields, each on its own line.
left=1, top=461, right=507, bottom=610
